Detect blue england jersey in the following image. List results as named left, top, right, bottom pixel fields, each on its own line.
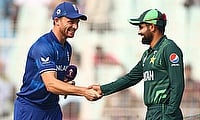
left=17, top=31, right=72, bottom=108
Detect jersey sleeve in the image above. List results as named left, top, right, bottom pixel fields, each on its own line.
left=164, top=43, right=184, bottom=114
left=30, top=39, right=56, bottom=74
left=100, top=59, right=143, bottom=96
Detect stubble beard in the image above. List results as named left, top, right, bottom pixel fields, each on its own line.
left=141, top=32, right=153, bottom=45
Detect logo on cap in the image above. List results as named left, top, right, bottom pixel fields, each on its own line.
left=72, top=4, right=78, bottom=12
left=169, top=53, right=179, bottom=63
left=56, top=9, right=61, bottom=15
left=52, top=2, right=87, bottom=20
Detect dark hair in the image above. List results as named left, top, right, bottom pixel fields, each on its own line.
left=146, top=23, right=165, bottom=34
left=156, top=25, right=165, bottom=34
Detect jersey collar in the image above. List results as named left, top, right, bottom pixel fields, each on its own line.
left=50, top=30, right=60, bottom=44
left=50, top=30, right=68, bottom=47
left=151, top=35, right=167, bottom=51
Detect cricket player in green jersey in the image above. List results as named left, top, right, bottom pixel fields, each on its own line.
left=89, top=9, right=185, bottom=120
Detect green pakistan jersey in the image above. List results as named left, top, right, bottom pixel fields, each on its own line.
left=101, top=35, right=184, bottom=113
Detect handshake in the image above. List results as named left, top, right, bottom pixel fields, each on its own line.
left=84, top=85, right=103, bottom=101
left=64, top=65, right=103, bottom=101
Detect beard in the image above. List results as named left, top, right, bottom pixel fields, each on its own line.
left=141, top=31, right=153, bottom=45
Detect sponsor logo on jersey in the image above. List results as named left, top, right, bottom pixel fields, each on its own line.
left=41, top=57, right=50, bottom=64
left=143, top=70, right=154, bottom=81
left=169, top=53, right=179, bottom=63
left=56, top=65, right=68, bottom=71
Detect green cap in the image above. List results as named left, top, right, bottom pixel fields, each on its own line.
left=129, top=9, right=167, bottom=27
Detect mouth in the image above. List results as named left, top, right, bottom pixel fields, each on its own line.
left=140, top=35, right=144, bottom=39
left=68, top=30, right=75, bottom=34
left=67, top=28, right=75, bottom=34
left=66, top=29, right=76, bottom=37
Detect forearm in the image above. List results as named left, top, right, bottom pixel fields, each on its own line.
left=41, top=71, right=87, bottom=96
left=46, top=78, right=86, bottom=96
left=101, top=73, right=142, bottom=96
left=41, top=71, right=101, bottom=101
left=101, top=77, right=132, bottom=96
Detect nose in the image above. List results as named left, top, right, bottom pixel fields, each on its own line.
left=72, top=23, right=78, bottom=29
left=138, top=30, right=142, bottom=35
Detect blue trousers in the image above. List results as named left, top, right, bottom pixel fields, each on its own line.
left=14, top=97, right=62, bottom=120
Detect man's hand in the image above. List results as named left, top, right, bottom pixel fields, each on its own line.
left=84, top=88, right=102, bottom=101
left=87, top=84, right=103, bottom=101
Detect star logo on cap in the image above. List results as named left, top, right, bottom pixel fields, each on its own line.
left=56, top=9, right=61, bottom=15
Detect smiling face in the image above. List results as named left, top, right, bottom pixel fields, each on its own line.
left=138, top=23, right=153, bottom=45
left=53, top=17, right=80, bottom=42
left=59, top=17, right=80, bottom=38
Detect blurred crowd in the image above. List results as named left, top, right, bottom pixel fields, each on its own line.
left=0, top=0, right=200, bottom=119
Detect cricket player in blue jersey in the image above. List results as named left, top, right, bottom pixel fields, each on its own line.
left=90, top=9, right=185, bottom=120
left=13, top=2, right=100, bottom=120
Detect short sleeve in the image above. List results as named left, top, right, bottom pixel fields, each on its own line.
left=30, top=39, right=56, bottom=74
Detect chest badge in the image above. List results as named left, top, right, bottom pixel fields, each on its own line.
left=150, top=56, right=156, bottom=64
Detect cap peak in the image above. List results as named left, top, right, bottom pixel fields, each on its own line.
left=129, top=9, right=167, bottom=27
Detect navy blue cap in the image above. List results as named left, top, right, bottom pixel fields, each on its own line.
left=52, top=2, right=87, bottom=20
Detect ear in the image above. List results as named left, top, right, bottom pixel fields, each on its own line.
left=54, top=18, right=60, bottom=26
left=149, top=24, right=156, bottom=32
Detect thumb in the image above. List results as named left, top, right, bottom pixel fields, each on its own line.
left=88, top=85, right=93, bottom=89
left=88, top=84, right=100, bottom=89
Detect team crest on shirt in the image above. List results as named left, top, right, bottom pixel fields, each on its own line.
left=150, top=56, right=156, bottom=64
left=41, top=57, right=50, bottom=64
